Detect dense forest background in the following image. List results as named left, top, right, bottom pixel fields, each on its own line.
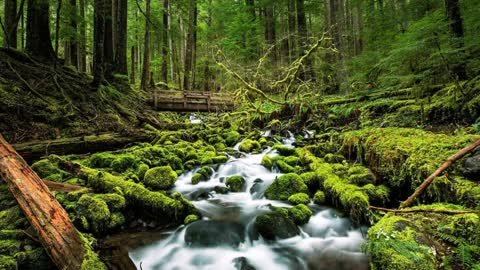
left=1, top=0, right=479, bottom=94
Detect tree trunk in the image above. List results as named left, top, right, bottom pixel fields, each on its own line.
left=160, top=0, right=168, bottom=86
left=78, top=0, right=87, bottom=72
left=140, top=0, right=151, bottom=90
left=167, top=0, right=176, bottom=85
left=4, top=0, right=18, bottom=48
left=0, top=134, right=106, bottom=269
left=265, top=6, right=277, bottom=62
left=183, top=0, right=196, bottom=91
left=444, top=0, right=467, bottom=80
left=26, top=0, right=56, bottom=61
left=69, top=0, right=78, bottom=68
left=287, top=0, right=296, bottom=62
left=203, top=0, right=212, bottom=92
left=114, top=0, right=128, bottom=74
left=130, top=46, right=136, bottom=83
left=92, top=0, right=105, bottom=86
left=103, top=0, right=114, bottom=80
left=245, top=0, right=257, bottom=60
left=296, top=0, right=315, bottom=81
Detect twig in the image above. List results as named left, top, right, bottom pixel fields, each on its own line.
left=400, top=139, right=480, bottom=209
left=370, top=205, right=477, bottom=215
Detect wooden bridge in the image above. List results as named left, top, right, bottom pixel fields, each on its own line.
left=149, top=90, right=235, bottom=112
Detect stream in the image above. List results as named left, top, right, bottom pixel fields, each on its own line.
left=129, top=135, right=369, bottom=270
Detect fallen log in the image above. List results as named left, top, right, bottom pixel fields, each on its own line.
left=0, top=134, right=106, bottom=269
left=14, top=132, right=154, bottom=163
left=370, top=205, right=477, bottom=215
left=400, top=139, right=480, bottom=209
left=44, top=179, right=86, bottom=193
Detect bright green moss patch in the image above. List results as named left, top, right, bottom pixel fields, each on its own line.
left=226, top=176, right=246, bottom=192
left=265, top=173, right=308, bottom=201
left=0, top=255, right=16, bottom=270
left=75, top=194, right=124, bottom=234
left=261, top=155, right=273, bottom=170
left=143, top=166, right=178, bottom=190
left=184, top=214, right=200, bottom=224
left=288, top=204, right=313, bottom=225
left=224, top=131, right=241, bottom=147
left=313, top=191, right=326, bottom=205
left=287, top=193, right=310, bottom=205
left=0, top=207, right=27, bottom=230
left=239, top=139, right=261, bottom=153
left=274, top=144, right=296, bottom=156
left=191, top=166, right=213, bottom=184
left=31, top=157, right=69, bottom=180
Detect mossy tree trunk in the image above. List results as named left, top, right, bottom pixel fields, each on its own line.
left=3, top=0, right=18, bottom=48
left=0, top=134, right=105, bottom=269
left=26, top=0, right=56, bottom=61
left=114, top=0, right=128, bottom=75
left=140, top=0, right=151, bottom=90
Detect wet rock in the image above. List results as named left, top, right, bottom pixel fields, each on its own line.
left=254, top=212, right=300, bottom=240
left=213, top=186, right=229, bottom=194
left=461, top=149, right=480, bottom=180
left=232, top=257, right=256, bottom=270
left=226, top=176, right=246, bottom=192
left=184, top=220, right=245, bottom=247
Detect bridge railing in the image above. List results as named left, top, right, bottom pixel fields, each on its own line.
left=150, top=90, right=235, bottom=112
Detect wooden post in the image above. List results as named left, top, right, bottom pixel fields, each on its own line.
left=0, top=134, right=105, bottom=269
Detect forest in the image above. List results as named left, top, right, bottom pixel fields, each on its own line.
left=0, top=0, right=480, bottom=269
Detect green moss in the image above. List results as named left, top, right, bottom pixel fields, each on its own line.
left=313, top=191, right=326, bottom=205
left=274, top=144, right=296, bottom=156
left=261, top=155, right=274, bottom=170
left=31, top=157, right=68, bottom=180
left=276, top=160, right=298, bottom=173
left=239, top=139, right=261, bottom=153
left=143, top=166, right=178, bottom=190
left=0, top=255, right=16, bottom=270
left=136, top=163, right=149, bottom=180
left=80, top=234, right=107, bottom=270
left=184, top=214, right=200, bottom=224
left=0, top=206, right=27, bottom=230
left=94, top=193, right=126, bottom=211
left=111, top=154, right=139, bottom=173
left=347, top=166, right=375, bottom=185
left=284, top=156, right=300, bottom=166
left=76, top=194, right=112, bottom=234
left=225, top=131, right=241, bottom=147
left=226, top=176, right=246, bottom=192
left=265, top=173, right=308, bottom=201
left=288, top=204, right=313, bottom=225
left=324, top=153, right=346, bottom=163
left=287, top=193, right=310, bottom=205
left=88, top=152, right=117, bottom=168
left=366, top=214, right=438, bottom=270
left=191, top=166, right=213, bottom=184
left=212, top=155, right=229, bottom=164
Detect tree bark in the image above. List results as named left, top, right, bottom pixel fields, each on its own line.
left=265, top=5, right=277, bottom=62
left=78, top=0, right=87, bottom=72
left=69, top=0, right=78, bottom=68
left=444, top=0, right=467, bottom=80
left=4, top=0, right=18, bottom=48
left=130, top=46, right=136, bottom=83
left=26, top=0, right=56, bottom=61
left=160, top=0, right=169, bottom=86
left=287, top=0, right=296, bottom=62
left=0, top=134, right=105, bottom=269
left=183, top=0, right=196, bottom=91
left=103, top=0, right=114, bottom=80
left=114, top=0, right=128, bottom=74
left=140, top=0, right=151, bottom=90
left=296, top=0, right=315, bottom=81
left=92, top=0, right=106, bottom=86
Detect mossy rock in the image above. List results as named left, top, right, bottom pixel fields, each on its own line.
left=184, top=214, right=200, bottom=225
left=31, top=158, right=68, bottom=180
left=143, top=166, right=178, bottom=190
left=324, top=153, right=346, bottom=163
left=313, top=191, right=326, bottom=205
left=347, top=166, right=375, bottom=185
left=288, top=204, right=313, bottom=225
left=88, top=152, right=117, bottom=168
left=226, top=176, right=246, bottom=192
left=261, top=155, right=273, bottom=170
left=136, top=163, right=149, bottom=180
left=300, top=172, right=321, bottom=193
left=276, top=160, right=298, bottom=173
left=111, top=154, right=140, bottom=173
left=287, top=193, right=310, bottom=205
left=273, top=144, right=296, bottom=156
left=0, top=206, right=27, bottom=230
left=239, top=139, right=261, bottom=153
left=254, top=212, right=300, bottom=240
left=191, top=166, right=213, bottom=185
left=224, top=131, right=241, bottom=147
left=265, top=173, right=308, bottom=201
left=75, top=194, right=123, bottom=234
left=284, top=156, right=301, bottom=166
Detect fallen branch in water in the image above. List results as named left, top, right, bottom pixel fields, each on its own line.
left=400, top=139, right=480, bottom=209
left=370, top=205, right=478, bottom=215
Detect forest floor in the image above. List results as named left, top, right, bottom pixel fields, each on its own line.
left=1, top=51, right=480, bottom=269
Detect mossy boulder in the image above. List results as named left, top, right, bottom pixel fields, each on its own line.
left=31, top=158, right=68, bottom=180
left=254, top=212, right=300, bottom=240
left=226, top=176, right=246, bottom=192
left=300, top=172, right=321, bottom=193
left=225, top=131, right=241, bottom=147
left=287, top=193, right=310, bottom=205
left=347, top=166, right=375, bottom=185
left=191, top=166, right=213, bottom=185
left=75, top=194, right=124, bottom=234
left=136, top=163, right=149, bottom=180
left=239, top=139, right=261, bottom=153
left=143, top=166, right=178, bottom=190
left=313, top=190, right=326, bottom=205
left=284, top=156, right=300, bottom=166
left=261, top=155, right=273, bottom=170
left=88, top=152, right=117, bottom=168
left=185, top=220, right=245, bottom=247
left=111, top=154, right=139, bottom=173
left=273, top=144, right=296, bottom=156
left=265, top=173, right=308, bottom=201
left=288, top=204, right=313, bottom=225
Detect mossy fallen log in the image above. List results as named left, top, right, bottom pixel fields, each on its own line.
left=13, top=132, right=154, bottom=163
left=0, top=134, right=106, bottom=269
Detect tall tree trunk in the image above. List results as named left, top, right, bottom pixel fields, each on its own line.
left=287, top=0, right=296, bottom=62
left=69, top=0, right=78, bottom=68
left=130, top=46, right=136, bottom=83
left=265, top=5, right=277, bottom=62
left=245, top=0, right=256, bottom=60
left=296, top=0, right=315, bottom=81
left=114, top=0, right=128, bottom=74
left=203, top=0, right=212, bottom=92
left=160, top=0, right=168, bottom=86
left=140, top=0, right=151, bottom=90
left=103, top=0, right=114, bottom=79
left=444, top=0, right=467, bottom=80
left=167, top=0, right=176, bottom=85
left=191, top=2, right=198, bottom=90
left=78, top=0, right=87, bottom=72
left=183, top=0, right=196, bottom=91
left=92, top=0, right=105, bottom=86
left=4, top=0, right=18, bottom=48
left=26, top=0, right=56, bottom=61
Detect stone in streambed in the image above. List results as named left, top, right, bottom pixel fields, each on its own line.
left=254, top=212, right=300, bottom=240
left=232, top=257, right=256, bottom=270
left=184, top=220, right=245, bottom=247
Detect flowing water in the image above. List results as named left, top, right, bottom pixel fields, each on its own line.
left=129, top=135, right=369, bottom=270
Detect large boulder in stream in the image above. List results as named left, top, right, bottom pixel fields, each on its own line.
left=184, top=220, right=245, bottom=247
left=264, top=173, right=308, bottom=201
left=254, top=212, right=300, bottom=240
